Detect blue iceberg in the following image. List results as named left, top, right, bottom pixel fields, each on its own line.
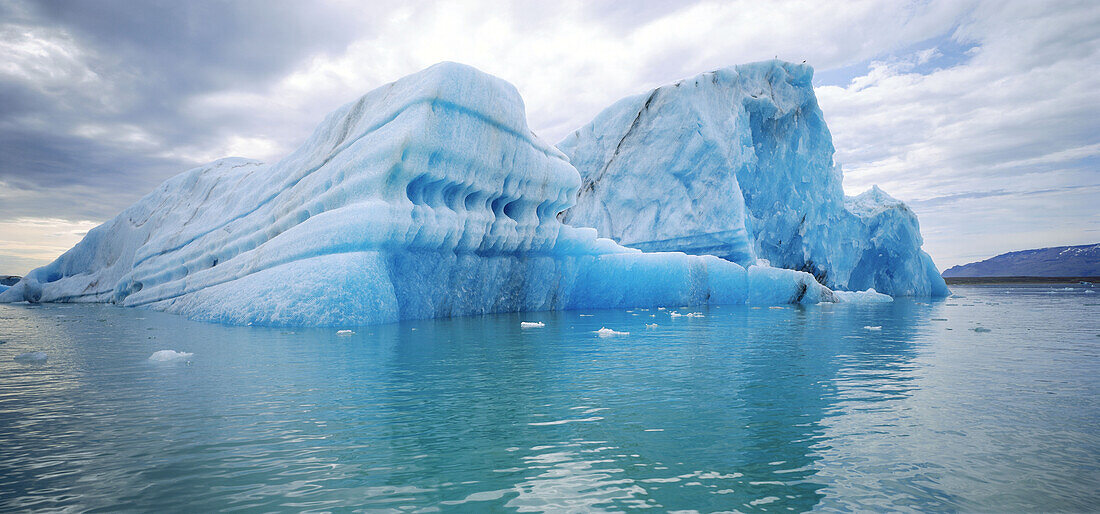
left=559, top=61, right=948, bottom=297
left=1, top=62, right=836, bottom=326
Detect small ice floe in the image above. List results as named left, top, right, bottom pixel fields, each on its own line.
left=149, top=350, right=192, bottom=362
left=833, top=288, right=893, bottom=303
left=863, top=326, right=882, bottom=331
left=579, top=314, right=593, bottom=317
left=669, top=311, right=704, bottom=318
left=646, top=323, right=659, bottom=329
left=336, top=329, right=355, bottom=336
left=14, top=352, right=47, bottom=363
left=971, top=327, right=992, bottom=333
left=769, top=306, right=785, bottom=310
left=595, top=327, right=629, bottom=337
left=520, top=321, right=545, bottom=328
left=1086, top=290, right=1096, bottom=294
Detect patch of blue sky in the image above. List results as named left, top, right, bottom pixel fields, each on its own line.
left=813, top=32, right=979, bottom=88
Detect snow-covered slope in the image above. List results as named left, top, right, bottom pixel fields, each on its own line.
left=0, top=62, right=836, bottom=326
left=559, top=60, right=948, bottom=297
left=942, top=243, right=1100, bottom=277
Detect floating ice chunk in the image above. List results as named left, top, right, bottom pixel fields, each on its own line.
left=14, top=351, right=47, bottom=363
left=646, top=323, right=659, bottom=329
left=833, top=288, right=893, bottom=303
left=669, top=311, right=704, bottom=318
left=520, top=321, right=545, bottom=328
left=336, top=330, right=355, bottom=336
left=595, top=327, right=629, bottom=337
left=863, top=326, right=882, bottom=331
left=972, top=327, right=992, bottom=333
left=149, top=350, right=192, bottom=361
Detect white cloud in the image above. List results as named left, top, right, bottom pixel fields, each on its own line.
left=816, top=0, right=1100, bottom=268
left=179, top=0, right=974, bottom=159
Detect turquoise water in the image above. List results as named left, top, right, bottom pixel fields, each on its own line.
left=1, top=284, right=1097, bottom=512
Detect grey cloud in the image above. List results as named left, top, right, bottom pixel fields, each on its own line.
left=0, top=0, right=382, bottom=221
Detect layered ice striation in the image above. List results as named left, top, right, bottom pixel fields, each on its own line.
left=558, top=60, right=948, bottom=297
left=0, top=62, right=835, bottom=326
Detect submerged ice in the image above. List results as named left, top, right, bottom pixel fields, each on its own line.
left=558, top=61, right=948, bottom=297
left=0, top=62, right=836, bottom=326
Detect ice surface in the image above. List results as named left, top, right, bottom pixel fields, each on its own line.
left=520, top=321, right=545, bottom=328
left=0, top=62, right=837, bottom=326
left=863, top=326, right=882, bottom=331
left=149, top=350, right=193, bottom=361
left=336, top=330, right=355, bottom=336
left=558, top=60, right=948, bottom=297
left=832, top=288, right=893, bottom=303
left=14, top=352, right=48, bottom=362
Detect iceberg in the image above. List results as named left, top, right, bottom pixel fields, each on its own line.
left=558, top=60, right=948, bottom=297
left=0, top=62, right=834, bottom=326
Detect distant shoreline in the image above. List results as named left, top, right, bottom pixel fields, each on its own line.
left=943, top=276, right=1099, bottom=285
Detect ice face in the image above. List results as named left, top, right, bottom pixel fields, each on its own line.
left=558, top=60, right=948, bottom=297
left=0, top=62, right=836, bottom=326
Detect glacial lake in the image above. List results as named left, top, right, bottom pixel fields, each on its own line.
left=1, top=284, right=1097, bottom=512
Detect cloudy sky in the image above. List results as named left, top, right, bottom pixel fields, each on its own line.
left=1, top=0, right=1097, bottom=275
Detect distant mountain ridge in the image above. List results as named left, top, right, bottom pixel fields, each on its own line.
left=942, top=243, right=1100, bottom=277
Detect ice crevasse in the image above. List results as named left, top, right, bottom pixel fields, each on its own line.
left=559, top=60, right=949, bottom=297
left=0, top=62, right=837, bottom=326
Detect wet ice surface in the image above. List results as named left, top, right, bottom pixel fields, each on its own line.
left=0, top=284, right=1097, bottom=512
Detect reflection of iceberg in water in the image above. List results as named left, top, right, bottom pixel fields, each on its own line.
left=4, top=288, right=1093, bottom=510
left=355, top=300, right=941, bottom=510
left=506, top=445, right=649, bottom=511
left=14, top=298, right=942, bottom=510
